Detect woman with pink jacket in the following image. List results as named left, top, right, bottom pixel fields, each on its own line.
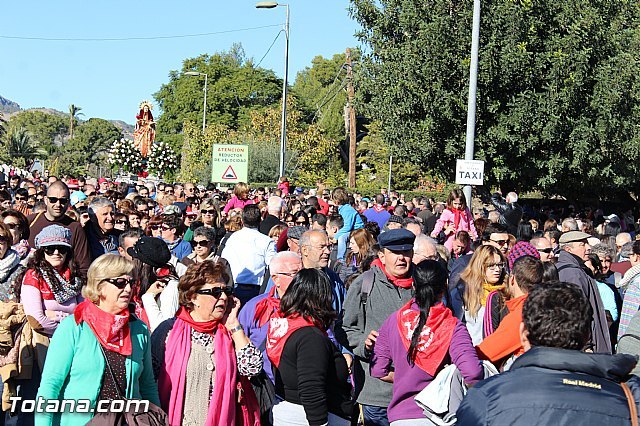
left=431, top=189, right=477, bottom=250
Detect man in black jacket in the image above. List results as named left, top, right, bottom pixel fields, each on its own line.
left=491, top=191, right=523, bottom=234
left=457, top=281, right=640, bottom=426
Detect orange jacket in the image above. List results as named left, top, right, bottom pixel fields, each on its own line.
left=476, top=294, right=527, bottom=362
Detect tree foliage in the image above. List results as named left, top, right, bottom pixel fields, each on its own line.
left=68, top=104, right=83, bottom=139
left=351, top=0, right=640, bottom=198
left=154, top=44, right=283, bottom=152
left=8, top=110, right=68, bottom=148
left=3, top=126, right=45, bottom=168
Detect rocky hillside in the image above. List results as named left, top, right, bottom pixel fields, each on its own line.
left=0, top=96, right=20, bottom=114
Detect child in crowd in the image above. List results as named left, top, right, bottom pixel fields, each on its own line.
left=431, top=189, right=477, bottom=251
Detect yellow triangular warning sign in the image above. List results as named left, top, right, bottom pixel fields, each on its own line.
left=222, top=165, right=238, bottom=180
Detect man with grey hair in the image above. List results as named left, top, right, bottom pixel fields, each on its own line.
left=490, top=190, right=523, bottom=234
left=531, top=236, right=554, bottom=262
left=488, top=210, right=501, bottom=224
left=259, top=195, right=284, bottom=235
left=616, top=232, right=632, bottom=261
left=556, top=231, right=611, bottom=353
left=28, top=180, right=91, bottom=278
left=86, top=197, right=119, bottom=259
left=412, top=234, right=439, bottom=264
left=561, top=217, right=579, bottom=232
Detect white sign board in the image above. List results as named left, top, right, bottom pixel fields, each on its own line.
left=211, top=144, right=249, bottom=184
left=455, top=159, right=485, bottom=185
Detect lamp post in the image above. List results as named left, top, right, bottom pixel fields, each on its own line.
left=184, top=71, right=208, bottom=133
left=463, top=0, right=481, bottom=205
left=256, top=1, right=289, bottom=179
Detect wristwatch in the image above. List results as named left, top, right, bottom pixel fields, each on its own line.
left=229, top=325, right=243, bottom=334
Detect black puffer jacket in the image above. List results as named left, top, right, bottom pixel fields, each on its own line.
left=490, top=193, right=523, bottom=234
left=457, top=346, right=640, bottom=426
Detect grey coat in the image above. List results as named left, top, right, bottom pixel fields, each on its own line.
left=336, top=266, right=413, bottom=407
left=557, top=250, right=612, bottom=354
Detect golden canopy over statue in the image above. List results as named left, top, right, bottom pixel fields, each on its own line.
left=133, top=100, right=156, bottom=158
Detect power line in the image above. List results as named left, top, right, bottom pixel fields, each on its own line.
left=307, top=76, right=348, bottom=122
left=255, top=30, right=283, bottom=68
left=0, top=24, right=283, bottom=42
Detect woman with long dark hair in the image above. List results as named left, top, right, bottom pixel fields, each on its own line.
left=268, top=268, right=352, bottom=425
left=371, top=260, right=483, bottom=425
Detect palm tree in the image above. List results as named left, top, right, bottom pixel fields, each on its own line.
left=68, top=104, right=84, bottom=139
left=5, top=126, right=47, bottom=169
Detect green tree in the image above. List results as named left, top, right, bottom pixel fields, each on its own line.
left=68, top=104, right=84, bottom=139
left=4, top=126, right=46, bottom=168
left=56, top=118, right=122, bottom=175
left=154, top=45, right=283, bottom=152
left=8, top=110, right=68, bottom=148
left=351, top=0, right=640, bottom=198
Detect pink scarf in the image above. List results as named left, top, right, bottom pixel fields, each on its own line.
left=158, top=313, right=238, bottom=426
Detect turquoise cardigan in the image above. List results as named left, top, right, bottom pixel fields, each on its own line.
left=35, top=314, right=160, bottom=426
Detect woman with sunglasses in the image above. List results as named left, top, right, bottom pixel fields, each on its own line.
left=145, top=215, right=163, bottom=238
left=152, top=260, right=262, bottom=425
left=35, top=254, right=161, bottom=425
left=11, top=225, right=84, bottom=423
left=458, top=245, right=507, bottom=345
left=180, top=226, right=218, bottom=268
left=0, top=222, right=26, bottom=301
left=196, top=199, right=225, bottom=245
left=1, top=209, right=31, bottom=263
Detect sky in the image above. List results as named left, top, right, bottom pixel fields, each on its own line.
left=0, top=1, right=360, bottom=123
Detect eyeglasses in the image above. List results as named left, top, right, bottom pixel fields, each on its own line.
left=161, top=225, right=173, bottom=231
left=296, top=220, right=307, bottom=225
left=43, top=245, right=70, bottom=256
left=537, top=248, right=553, bottom=253
left=195, top=287, right=233, bottom=298
left=486, top=262, right=505, bottom=270
left=14, top=196, right=26, bottom=201
left=275, top=272, right=297, bottom=277
left=115, top=220, right=128, bottom=225
left=4, top=223, right=20, bottom=230
left=47, top=196, right=69, bottom=205
left=490, top=239, right=509, bottom=246
left=150, top=225, right=161, bottom=230
left=104, top=277, right=134, bottom=289
left=192, top=240, right=210, bottom=248
left=201, top=209, right=216, bottom=215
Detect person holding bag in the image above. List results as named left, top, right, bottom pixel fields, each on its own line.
left=370, top=260, right=483, bottom=425
left=35, top=254, right=161, bottom=425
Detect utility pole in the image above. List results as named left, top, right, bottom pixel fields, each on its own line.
left=463, top=0, right=481, bottom=205
left=346, top=48, right=357, bottom=189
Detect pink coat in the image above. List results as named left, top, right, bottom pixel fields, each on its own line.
left=430, top=208, right=477, bottom=250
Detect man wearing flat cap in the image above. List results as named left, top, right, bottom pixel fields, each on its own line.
left=338, top=228, right=415, bottom=425
left=556, top=230, right=611, bottom=354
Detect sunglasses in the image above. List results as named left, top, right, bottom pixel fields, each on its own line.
left=195, top=287, right=233, bottom=298
left=490, top=239, right=509, bottom=246
left=4, top=223, right=20, bottom=230
left=47, top=196, right=69, bottom=205
left=43, top=245, right=70, bottom=256
left=161, top=225, right=173, bottom=231
left=14, top=196, right=26, bottom=201
left=537, top=248, right=553, bottom=253
left=201, top=209, right=216, bottom=215
left=0, top=236, right=10, bottom=244
left=150, top=225, right=161, bottom=230
left=105, top=277, right=134, bottom=289
left=192, top=240, right=210, bottom=248
left=115, top=220, right=128, bottom=225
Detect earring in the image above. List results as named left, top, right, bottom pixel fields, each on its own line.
left=194, top=303, right=200, bottom=308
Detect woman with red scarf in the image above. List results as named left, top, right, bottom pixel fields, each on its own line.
left=430, top=189, right=477, bottom=251
left=151, top=260, right=262, bottom=426
left=35, top=254, right=161, bottom=425
left=370, top=260, right=483, bottom=425
left=267, top=268, right=352, bottom=425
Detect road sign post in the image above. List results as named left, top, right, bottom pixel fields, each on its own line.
left=211, top=144, right=249, bottom=184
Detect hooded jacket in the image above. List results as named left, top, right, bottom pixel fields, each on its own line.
left=457, top=346, right=640, bottom=426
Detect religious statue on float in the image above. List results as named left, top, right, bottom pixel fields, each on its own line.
left=133, top=100, right=156, bottom=158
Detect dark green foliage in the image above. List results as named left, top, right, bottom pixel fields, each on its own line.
left=351, top=0, right=640, bottom=198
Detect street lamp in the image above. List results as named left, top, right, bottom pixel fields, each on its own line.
left=184, top=71, right=208, bottom=133
left=463, top=0, right=481, bottom=204
left=256, top=1, right=289, bottom=179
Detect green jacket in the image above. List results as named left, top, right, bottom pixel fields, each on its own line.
left=35, top=314, right=160, bottom=426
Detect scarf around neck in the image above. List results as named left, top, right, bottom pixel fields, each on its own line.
left=482, top=283, right=504, bottom=306
left=159, top=307, right=255, bottom=426
left=451, top=208, right=465, bottom=230
left=11, top=240, right=30, bottom=260
left=397, top=300, right=457, bottom=376
left=39, top=266, right=82, bottom=304
left=74, top=300, right=132, bottom=356
left=372, top=258, right=413, bottom=288
left=266, top=313, right=322, bottom=368
left=254, top=286, right=280, bottom=328
left=0, top=250, right=20, bottom=283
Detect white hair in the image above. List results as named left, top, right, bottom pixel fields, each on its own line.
left=414, top=234, right=437, bottom=256
left=507, top=192, right=518, bottom=203
left=270, top=251, right=301, bottom=273
left=267, top=196, right=283, bottom=214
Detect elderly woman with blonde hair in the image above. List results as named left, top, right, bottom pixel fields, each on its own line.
left=36, top=254, right=160, bottom=425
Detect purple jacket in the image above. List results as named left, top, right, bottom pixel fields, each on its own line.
left=371, top=304, right=483, bottom=423
left=239, top=293, right=274, bottom=381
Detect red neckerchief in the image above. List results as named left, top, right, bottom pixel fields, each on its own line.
left=266, top=313, right=322, bottom=368
left=131, top=295, right=150, bottom=329
left=175, top=306, right=217, bottom=334
left=254, top=286, right=280, bottom=327
left=373, top=204, right=386, bottom=213
left=371, top=258, right=413, bottom=288
left=451, top=208, right=464, bottom=230
left=397, top=300, right=457, bottom=376
left=74, top=300, right=132, bottom=356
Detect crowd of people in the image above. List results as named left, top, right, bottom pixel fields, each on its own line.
left=0, top=172, right=638, bottom=425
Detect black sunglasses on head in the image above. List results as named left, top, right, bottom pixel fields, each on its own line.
left=105, top=277, right=134, bottom=289
left=195, top=287, right=233, bottom=298
left=47, top=196, right=69, bottom=205
left=43, top=245, right=70, bottom=256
